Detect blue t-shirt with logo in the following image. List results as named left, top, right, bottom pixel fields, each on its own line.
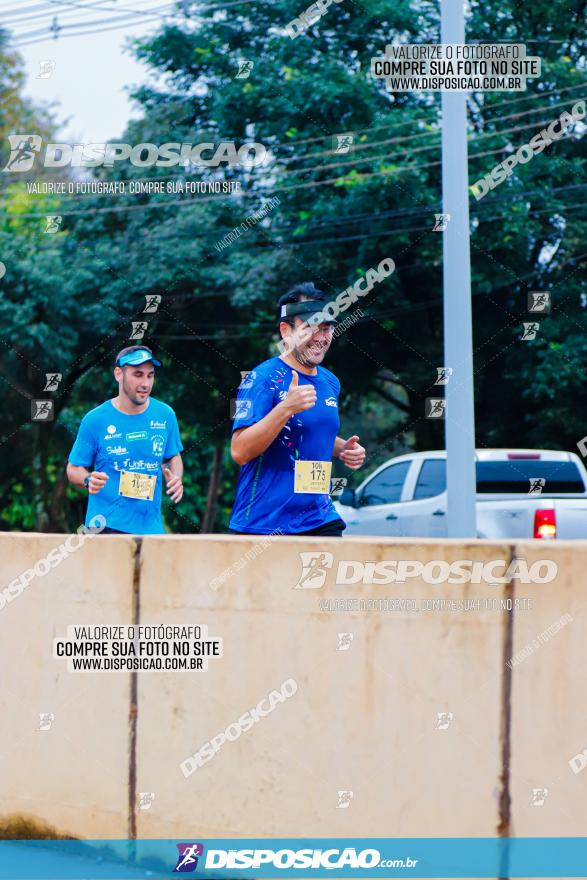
left=68, top=398, right=183, bottom=535
left=229, top=356, right=342, bottom=534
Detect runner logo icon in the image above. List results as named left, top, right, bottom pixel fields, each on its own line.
left=294, top=552, right=334, bottom=589
left=173, top=842, right=204, bottom=873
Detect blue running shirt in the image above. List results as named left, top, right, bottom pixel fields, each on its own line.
left=68, top=398, right=183, bottom=535
left=229, top=356, right=342, bottom=534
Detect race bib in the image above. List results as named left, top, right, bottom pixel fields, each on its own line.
left=118, top=470, right=157, bottom=501
left=294, top=460, right=332, bottom=494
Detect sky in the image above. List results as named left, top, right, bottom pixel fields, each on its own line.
left=8, top=5, right=170, bottom=143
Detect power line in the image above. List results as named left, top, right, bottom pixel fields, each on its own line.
left=0, top=2, right=62, bottom=16
left=5, top=91, right=584, bottom=214
left=0, top=84, right=579, bottom=177
left=480, top=80, right=587, bottom=113
left=8, top=183, right=585, bottom=253
left=13, top=18, right=171, bottom=45
left=75, top=106, right=587, bottom=191
left=7, top=129, right=586, bottom=218
left=6, top=0, right=586, bottom=149
left=12, top=4, right=179, bottom=41
left=6, top=198, right=587, bottom=256
left=44, top=0, right=176, bottom=16
left=3, top=7, right=586, bottom=204
left=3, top=0, right=172, bottom=26
left=273, top=82, right=587, bottom=153
left=10, top=0, right=265, bottom=44
left=281, top=91, right=587, bottom=166
left=272, top=107, right=587, bottom=177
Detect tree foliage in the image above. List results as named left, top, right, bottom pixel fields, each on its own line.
left=0, top=0, right=586, bottom=531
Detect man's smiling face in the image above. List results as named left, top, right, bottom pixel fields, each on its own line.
left=118, top=363, right=155, bottom=406
left=280, top=316, right=334, bottom=368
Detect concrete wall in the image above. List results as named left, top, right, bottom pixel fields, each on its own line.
left=509, top=542, right=587, bottom=836
left=0, top=533, right=582, bottom=841
left=0, top=532, right=137, bottom=838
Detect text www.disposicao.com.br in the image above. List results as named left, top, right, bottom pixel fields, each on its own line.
left=70, top=657, right=201, bottom=670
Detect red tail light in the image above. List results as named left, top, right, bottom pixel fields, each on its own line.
left=534, top=509, right=556, bottom=539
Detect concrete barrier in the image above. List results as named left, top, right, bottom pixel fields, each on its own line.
left=0, top=532, right=137, bottom=839
left=509, top=541, right=587, bottom=836
left=136, top=537, right=510, bottom=838
left=0, top=533, right=581, bottom=843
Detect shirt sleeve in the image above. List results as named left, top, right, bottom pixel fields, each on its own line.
left=231, top=370, right=276, bottom=433
left=163, top=410, right=184, bottom=459
left=68, top=415, right=97, bottom=468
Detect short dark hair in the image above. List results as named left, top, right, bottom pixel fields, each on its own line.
left=115, top=344, right=153, bottom=366
left=276, top=282, right=327, bottom=329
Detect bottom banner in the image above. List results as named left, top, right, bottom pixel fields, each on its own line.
left=0, top=837, right=587, bottom=879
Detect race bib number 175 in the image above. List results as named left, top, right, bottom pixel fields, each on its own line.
left=294, top=460, right=332, bottom=494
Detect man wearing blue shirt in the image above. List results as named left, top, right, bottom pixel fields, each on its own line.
left=67, top=345, right=184, bottom=535
left=229, top=282, right=366, bottom=536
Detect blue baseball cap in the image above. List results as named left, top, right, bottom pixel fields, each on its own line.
left=116, top=347, right=162, bottom=368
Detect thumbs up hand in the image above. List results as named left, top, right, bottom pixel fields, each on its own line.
left=282, top=370, right=317, bottom=415
left=339, top=435, right=366, bottom=470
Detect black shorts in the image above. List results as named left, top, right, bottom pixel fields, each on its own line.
left=229, top=517, right=346, bottom=538
left=95, top=526, right=128, bottom=535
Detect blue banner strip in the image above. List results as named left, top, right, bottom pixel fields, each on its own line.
left=2, top=837, right=587, bottom=879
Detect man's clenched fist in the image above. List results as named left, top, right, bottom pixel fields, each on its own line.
left=88, top=471, right=108, bottom=494
left=339, top=435, right=366, bottom=470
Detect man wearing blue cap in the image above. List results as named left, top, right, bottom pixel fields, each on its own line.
left=67, top=345, right=184, bottom=535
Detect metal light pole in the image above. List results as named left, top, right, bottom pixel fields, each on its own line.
left=441, top=0, right=477, bottom=536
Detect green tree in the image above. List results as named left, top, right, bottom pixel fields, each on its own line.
left=1, top=0, right=586, bottom=533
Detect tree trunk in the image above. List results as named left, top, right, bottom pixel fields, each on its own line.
left=30, top=422, right=48, bottom=532
left=33, top=422, right=52, bottom=532
left=201, top=445, right=224, bottom=533
left=49, top=469, right=69, bottom=532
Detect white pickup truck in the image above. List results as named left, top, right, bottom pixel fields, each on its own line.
left=334, top=449, right=587, bottom=539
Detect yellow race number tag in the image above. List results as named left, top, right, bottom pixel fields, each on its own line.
left=294, top=460, right=332, bottom=494
left=119, top=470, right=157, bottom=501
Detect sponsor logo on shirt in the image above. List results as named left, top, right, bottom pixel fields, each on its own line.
left=151, top=434, right=165, bottom=455
left=126, top=431, right=148, bottom=441
left=278, top=390, right=288, bottom=401
left=150, top=419, right=167, bottom=429
left=324, top=396, right=338, bottom=407
left=106, top=445, right=128, bottom=455
left=104, top=424, right=122, bottom=440
left=113, top=459, right=160, bottom=472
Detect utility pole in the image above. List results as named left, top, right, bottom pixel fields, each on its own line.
left=441, top=0, right=477, bottom=536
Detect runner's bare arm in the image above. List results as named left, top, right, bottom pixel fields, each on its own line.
left=231, top=372, right=316, bottom=465
left=66, top=463, right=90, bottom=488
left=231, top=405, right=294, bottom=466
left=66, top=463, right=109, bottom=494
left=163, top=453, right=183, bottom=479
left=333, top=437, right=346, bottom=457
